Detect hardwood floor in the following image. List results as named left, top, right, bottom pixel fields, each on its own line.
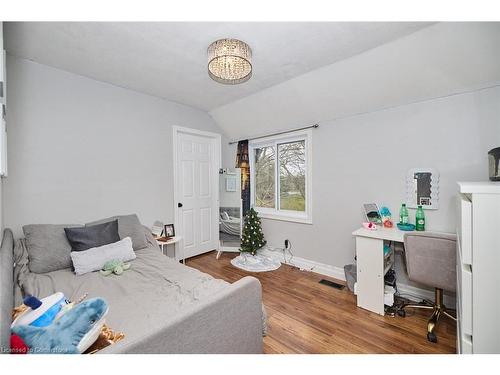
left=187, top=251, right=457, bottom=354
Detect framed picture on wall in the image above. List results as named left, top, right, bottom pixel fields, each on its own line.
left=406, top=168, right=439, bottom=209
left=226, top=176, right=237, bottom=192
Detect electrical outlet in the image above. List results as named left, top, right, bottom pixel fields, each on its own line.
left=284, top=239, right=290, bottom=249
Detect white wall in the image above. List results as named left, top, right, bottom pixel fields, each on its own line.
left=209, top=22, right=500, bottom=288
left=219, top=87, right=500, bottom=273
left=3, top=56, right=223, bottom=236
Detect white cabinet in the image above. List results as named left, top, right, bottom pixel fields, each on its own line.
left=353, top=227, right=403, bottom=316
left=457, top=182, right=500, bottom=354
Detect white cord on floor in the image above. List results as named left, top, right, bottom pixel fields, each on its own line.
left=265, top=240, right=294, bottom=265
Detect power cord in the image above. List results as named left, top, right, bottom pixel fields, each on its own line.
left=284, top=240, right=293, bottom=264
left=264, top=240, right=294, bottom=265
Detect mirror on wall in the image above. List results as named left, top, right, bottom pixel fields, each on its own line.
left=406, top=168, right=439, bottom=209
left=219, top=168, right=242, bottom=252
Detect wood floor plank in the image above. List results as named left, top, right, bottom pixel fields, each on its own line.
left=187, top=251, right=457, bottom=354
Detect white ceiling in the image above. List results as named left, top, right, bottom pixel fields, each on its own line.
left=4, top=22, right=433, bottom=111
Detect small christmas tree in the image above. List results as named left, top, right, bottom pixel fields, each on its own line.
left=240, top=208, right=267, bottom=256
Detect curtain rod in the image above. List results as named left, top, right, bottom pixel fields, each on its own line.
left=228, top=124, right=319, bottom=145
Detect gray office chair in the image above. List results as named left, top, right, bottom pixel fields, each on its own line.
left=398, top=232, right=457, bottom=343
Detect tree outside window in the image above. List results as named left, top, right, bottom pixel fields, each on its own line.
left=254, top=140, right=306, bottom=212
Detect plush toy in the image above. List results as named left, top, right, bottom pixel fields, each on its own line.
left=10, top=333, right=29, bottom=354
left=11, top=293, right=68, bottom=329
left=100, top=260, right=131, bottom=276
left=12, top=298, right=109, bottom=354
left=10, top=295, right=69, bottom=355
left=379, top=206, right=394, bottom=228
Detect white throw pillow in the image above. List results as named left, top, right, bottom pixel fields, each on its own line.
left=70, top=237, right=136, bottom=276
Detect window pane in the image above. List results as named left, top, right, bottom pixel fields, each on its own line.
left=254, top=146, right=275, bottom=208
left=279, top=141, right=306, bottom=212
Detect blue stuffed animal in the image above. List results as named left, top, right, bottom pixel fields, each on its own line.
left=12, top=298, right=108, bottom=354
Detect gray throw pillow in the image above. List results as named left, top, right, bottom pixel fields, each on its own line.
left=64, top=220, right=120, bottom=251
left=86, top=214, right=147, bottom=250
left=23, top=224, right=83, bottom=274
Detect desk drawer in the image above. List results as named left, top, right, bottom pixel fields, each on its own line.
left=458, top=194, right=472, bottom=265
left=457, top=247, right=473, bottom=336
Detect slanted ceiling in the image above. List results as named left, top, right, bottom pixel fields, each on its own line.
left=210, top=22, right=500, bottom=140
left=4, top=22, right=432, bottom=111
left=4, top=22, right=500, bottom=140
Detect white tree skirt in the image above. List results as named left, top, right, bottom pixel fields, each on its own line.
left=231, top=252, right=281, bottom=272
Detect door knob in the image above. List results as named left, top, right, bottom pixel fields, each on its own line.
left=178, top=203, right=183, bottom=208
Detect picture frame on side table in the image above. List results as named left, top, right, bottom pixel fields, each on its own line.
left=164, top=224, right=175, bottom=237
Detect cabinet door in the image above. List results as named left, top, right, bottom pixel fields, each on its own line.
left=356, top=236, right=385, bottom=316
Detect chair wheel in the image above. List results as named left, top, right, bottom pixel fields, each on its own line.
left=427, top=332, right=437, bottom=343
left=397, top=309, right=406, bottom=317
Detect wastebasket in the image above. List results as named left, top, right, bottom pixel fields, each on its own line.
left=344, top=264, right=357, bottom=293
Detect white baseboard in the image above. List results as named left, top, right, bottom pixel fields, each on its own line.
left=397, top=283, right=456, bottom=307
left=261, top=248, right=346, bottom=281
left=261, top=247, right=455, bottom=306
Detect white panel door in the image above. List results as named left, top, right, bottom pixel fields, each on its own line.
left=176, top=131, right=219, bottom=259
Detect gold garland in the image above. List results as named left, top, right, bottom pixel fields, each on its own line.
left=84, top=324, right=125, bottom=354
left=12, top=304, right=28, bottom=320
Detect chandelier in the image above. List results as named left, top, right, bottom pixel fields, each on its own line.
left=207, top=39, right=252, bottom=84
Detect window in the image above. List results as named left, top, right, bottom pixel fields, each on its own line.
left=250, top=130, right=312, bottom=223
left=254, top=145, right=275, bottom=208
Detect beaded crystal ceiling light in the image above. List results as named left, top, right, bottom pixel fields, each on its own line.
left=207, top=39, right=252, bottom=84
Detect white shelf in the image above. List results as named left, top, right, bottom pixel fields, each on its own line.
left=352, top=227, right=405, bottom=242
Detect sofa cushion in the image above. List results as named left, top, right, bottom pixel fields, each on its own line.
left=22, top=224, right=82, bottom=274
left=64, top=220, right=120, bottom=252
left=86, top=214, right=147, bottom=250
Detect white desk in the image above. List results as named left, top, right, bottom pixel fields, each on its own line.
left=156, top=236, right=184, bottom=264
left=352, top=227, right=406, bottom=315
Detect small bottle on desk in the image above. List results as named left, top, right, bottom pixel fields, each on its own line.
left=415, top=205, right=425, bottom=231
left=399, top=203, right=409, bottom=224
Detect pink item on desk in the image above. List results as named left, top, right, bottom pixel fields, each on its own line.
left=362, top=222, right=377, bottom=230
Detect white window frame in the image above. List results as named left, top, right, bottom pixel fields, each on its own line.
left=249, top=129, right=312, bottom=224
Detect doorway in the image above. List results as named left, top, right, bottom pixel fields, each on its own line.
left=173, top=126, right=221, bottom=260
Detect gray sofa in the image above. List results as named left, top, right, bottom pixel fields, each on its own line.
left=0, top=228, right=263, bottom=354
